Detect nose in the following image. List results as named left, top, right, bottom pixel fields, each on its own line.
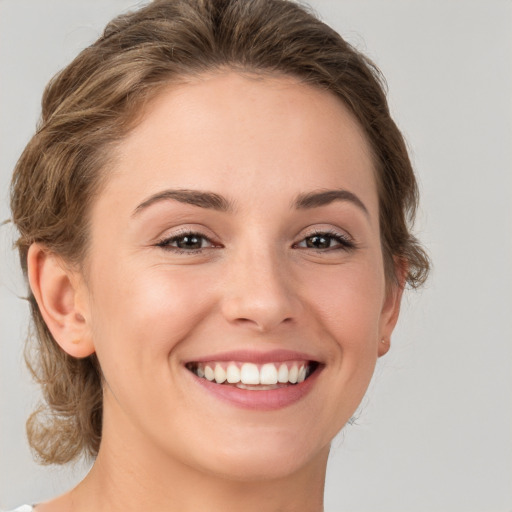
left=220, top=244, right=301, bottom=333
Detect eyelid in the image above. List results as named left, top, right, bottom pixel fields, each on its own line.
left=294, top=227, right=357, bottom=250
left=302, top=226, right=352, bottom=239
left=155, top=227, right=221, bottom=252
left=154, top=224, right=218, bottom=242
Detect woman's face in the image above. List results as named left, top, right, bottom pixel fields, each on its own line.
left=77, top=72, right=401, bottom=480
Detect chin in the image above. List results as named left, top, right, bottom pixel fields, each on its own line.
left=182, top=424, right=331, bottom=483
left=200, top=451, right=325, bottom=483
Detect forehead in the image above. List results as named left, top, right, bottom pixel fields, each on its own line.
left=102, top=71, right=378, bottom=217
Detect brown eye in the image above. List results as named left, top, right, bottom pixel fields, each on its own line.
left=296, top=231, right=355, bottom=251
left=175, top=234, right=203, bottom=249
left=305, top=234, right=332, bottom=249
left=157, top=231, right=215, bottom=252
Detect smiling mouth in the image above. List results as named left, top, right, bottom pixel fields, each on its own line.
left=185, top=360, right=320, bottom=390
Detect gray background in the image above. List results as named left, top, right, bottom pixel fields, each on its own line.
left=1, top=0, right=511, bottom=510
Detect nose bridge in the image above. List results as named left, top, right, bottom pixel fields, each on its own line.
left=221, top=236, right=299, bottom=332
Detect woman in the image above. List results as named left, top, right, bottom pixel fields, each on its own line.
left=8, top=0, right=429, bottom=510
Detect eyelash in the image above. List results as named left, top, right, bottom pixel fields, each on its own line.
left=156, top=229, right=356, bottom=255
left=294, top=229, right=356, bottom=251
left=156, top=230, right=217, bottom=254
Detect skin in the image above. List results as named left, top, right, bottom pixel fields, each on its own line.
left=28, top=72, right=403, bottom=512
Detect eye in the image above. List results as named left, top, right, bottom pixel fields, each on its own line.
left=156, top=231, right=217, bottom=253
left=295, top=230, right=355, bottom=251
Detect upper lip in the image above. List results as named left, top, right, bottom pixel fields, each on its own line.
left=183, top=349, right=321, bottom=365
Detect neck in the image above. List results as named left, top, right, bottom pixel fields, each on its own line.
left=67, top=405, right=329, bottom=512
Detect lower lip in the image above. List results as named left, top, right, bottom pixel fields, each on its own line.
left=187, top=366, right=322, bottom=411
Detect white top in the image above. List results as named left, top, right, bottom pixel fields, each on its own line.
left=5, top=507, right=33, bottom=512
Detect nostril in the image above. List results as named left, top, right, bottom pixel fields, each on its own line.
left=220, top=272, right=300, bottom=332
left=229, top=315, right=294, bottom=333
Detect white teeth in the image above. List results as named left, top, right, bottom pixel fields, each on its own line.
left=288, top=365, right=298, bottom=384
left=214, top=365, right=227, bottom=384
left=240, top=363, right=260, bottom=385
left=204, top=365, right=215, bottom=381
left=260, top=363, right=278, bottom=385
left=226, top=363, right=241, bottom=383
left=277, top=363, right=289, bottom=383
left=192, top=361, right=314, bottom=386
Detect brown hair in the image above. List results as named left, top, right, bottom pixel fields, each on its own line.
left=10, top=0, right=430, bottom=464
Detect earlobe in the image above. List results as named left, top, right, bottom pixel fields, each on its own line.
left=378, top=337, right=390, bottom=357
left=27, top=243, right=95, bottom=358
left=378, top=260, right=407, bottom=357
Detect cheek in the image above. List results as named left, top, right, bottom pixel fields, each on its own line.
left=303, top=260, right=385, bottom=347
left=293, top=263, right=385, bottom=440
left=87, top=261, right=213, bottom=372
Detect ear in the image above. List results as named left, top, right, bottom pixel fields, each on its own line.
left=378, top=259, right=407, bottom=357
left=27, top=243, right=95, bottom=358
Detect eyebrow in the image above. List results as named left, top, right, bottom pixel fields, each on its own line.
left=133, top=189, right=234, bottom=216
left=292, top=189, right=369, bottom=217
left=133, top=187, right=369, bottom=217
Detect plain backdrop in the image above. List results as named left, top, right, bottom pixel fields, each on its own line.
left=1, top=1, right=511, bottom=511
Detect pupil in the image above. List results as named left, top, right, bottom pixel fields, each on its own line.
left=178, top=235, right=201, bottom=249
left=307, top=235, right=329, bottom=249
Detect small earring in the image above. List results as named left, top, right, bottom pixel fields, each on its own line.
left=381, top=338, right=387, bottom=344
